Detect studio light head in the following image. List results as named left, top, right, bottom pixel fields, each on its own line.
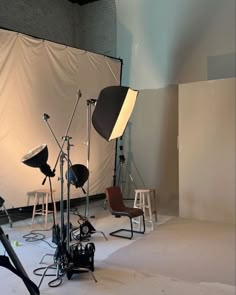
left=92, top=86, right=138, bottom=141
left=66, top=164, right=89, bottom=188
left=21, top=144, right=55, bottom=177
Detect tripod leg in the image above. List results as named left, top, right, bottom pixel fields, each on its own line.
left=117, top=162, right=125, bottom=193
left=0, top=227, right=38, bottom=295
left=116, top=163, right=121, bottom=187
left=2, top=205, right=13, bottom=228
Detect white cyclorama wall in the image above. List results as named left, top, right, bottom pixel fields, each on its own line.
left=116, top=0, right=235, bottom=89
left=0, top=29, right=121, bottom=209
left=115, top=0, right=235, bottom=219
left=179, top=78, right=235, bottom=224
left=121, top=86, right=179, bottom=212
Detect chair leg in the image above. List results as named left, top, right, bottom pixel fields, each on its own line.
left=141, top=214, right=145, bottom=234
left=109, top=215, right=145, bottom=240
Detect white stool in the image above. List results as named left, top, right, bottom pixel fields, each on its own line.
left=134, top=189, right=157, bottom=229
left=27, top=189, right=57, bottom=229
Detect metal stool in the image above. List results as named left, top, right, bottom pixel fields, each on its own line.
left=133, top=189, right=157, bottom=229
left=27, top=189, right=56, bottom=229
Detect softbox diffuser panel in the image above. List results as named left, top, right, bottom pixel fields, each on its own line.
left=92, top=86, right=138, bottom=141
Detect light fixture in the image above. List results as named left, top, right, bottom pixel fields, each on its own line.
left=21, top=144, right=55, bottom=177
left=66, top=164, right=89, bottom=189
left=92, top=86, right=139, bottom=141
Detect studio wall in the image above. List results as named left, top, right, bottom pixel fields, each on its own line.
left=179, top=78, right=235, bottom=224
left=0, top=0, right=79, bottom=47
left=121, top=86, right=179, bottom=215
left=114, top=0, right=235, bottom=218
left=116, top=0, right=235, bottom=89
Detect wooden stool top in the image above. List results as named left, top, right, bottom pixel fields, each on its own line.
left=27, top=189, right=56, bottom=194
left=135, top=189, right=155, bottom=193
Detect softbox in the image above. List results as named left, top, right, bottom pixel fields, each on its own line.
left=92, top=86, right=138, bottom=141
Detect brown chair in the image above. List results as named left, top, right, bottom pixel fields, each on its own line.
left=105, top=186, right=145, bottom=239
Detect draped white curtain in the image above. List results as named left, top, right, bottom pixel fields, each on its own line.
left=0, top=29, right=121, bottom=208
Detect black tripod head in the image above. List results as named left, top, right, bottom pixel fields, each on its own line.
left=119, top=154, right=126, bottom=163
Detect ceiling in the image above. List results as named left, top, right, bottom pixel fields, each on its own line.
left=67, top=0, right=99, bottom=5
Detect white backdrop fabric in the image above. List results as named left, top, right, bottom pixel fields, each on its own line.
left=0, top=29, right=121, bottom=209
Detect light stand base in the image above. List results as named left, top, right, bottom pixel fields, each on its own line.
left=34, top=240, right=97, bottom=288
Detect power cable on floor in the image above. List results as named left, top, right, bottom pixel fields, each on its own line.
left=22, top=228, right=56, bottom=249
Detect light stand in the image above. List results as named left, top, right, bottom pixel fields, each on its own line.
left=116, top=139, right=126, bottom=193
left=0, top=197, right=13, bottom=228
left=115, top=136, right=136, bottom=198
left=69, top=98, right=107, bottom=242
left=22, top=91, right=95, bottom=288
left=0, top=226, right=39, bottom=294
left=40, top=94, right=92, bottom=285
left=85, top=99, right=97, bottom=218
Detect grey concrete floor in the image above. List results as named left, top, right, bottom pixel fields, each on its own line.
left=0, top=199, right=235, bottom=295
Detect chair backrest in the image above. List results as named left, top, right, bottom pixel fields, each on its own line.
left=105, top=186, right=126, bottom=213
